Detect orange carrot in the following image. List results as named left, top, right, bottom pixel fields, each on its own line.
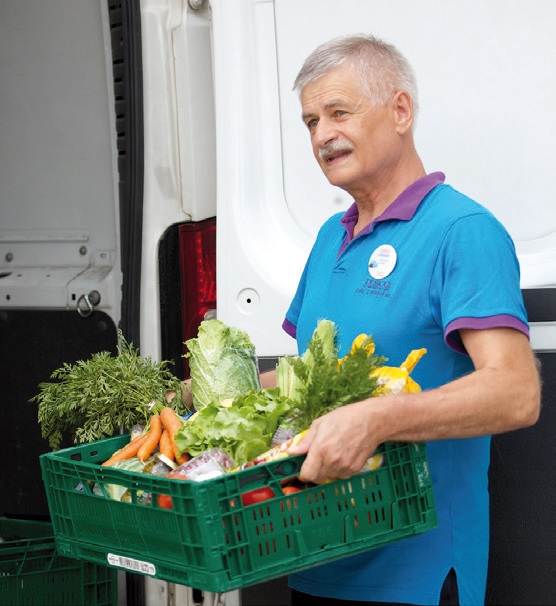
left=160, top=406, right=189, bottom=464
left=137, top=414, right=163, bottom=462
left=160, top=406, right=183, bottom=434
left=101, top=433, right=149, bottom=467
left=176, top=451, right=190, bottom=465
left=159, top=428, right=175, bottom=462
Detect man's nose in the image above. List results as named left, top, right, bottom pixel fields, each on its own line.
left=313, top=118, right=337, bottom=147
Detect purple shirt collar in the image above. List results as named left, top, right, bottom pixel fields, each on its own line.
left=340, top=172, right=446, bottom=246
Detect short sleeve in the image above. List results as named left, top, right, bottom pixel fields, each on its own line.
left=431, top=212, right=529, bottom=352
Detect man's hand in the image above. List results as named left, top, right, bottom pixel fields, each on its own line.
left=165, top=379, right=193, bottom=409
left=287, top=400, right=386, bottom=483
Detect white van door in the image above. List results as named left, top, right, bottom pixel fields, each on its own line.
left=213, top=0, right=555, bottom=356
left=209, top=2, right=555, bottom=605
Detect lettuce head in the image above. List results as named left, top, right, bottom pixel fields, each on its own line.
left=185, top=319, right=261, bottom=409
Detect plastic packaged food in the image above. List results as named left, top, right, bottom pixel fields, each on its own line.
left=233, top=430, right=384, bottom=477
left=170, top=448, right=236, bottom=481
left=232, top=431, right=308, bottom=471
left=150, top=453, right=177, bottom=477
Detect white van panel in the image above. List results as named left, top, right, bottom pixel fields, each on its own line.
left=212, top=0, right=555, bottom=356
left=140, top=0, right=215, bottom=226
left=211, top=0, right=311, bottom=356
left=0, top=0, right=121, bottom=321
left=139, top=0, right=215, bottom=359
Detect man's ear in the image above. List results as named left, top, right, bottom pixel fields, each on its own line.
left=392, top=90, right=414, bottom=134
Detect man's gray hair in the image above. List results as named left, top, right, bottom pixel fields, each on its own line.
left=293, top=34, right=419, bottom=118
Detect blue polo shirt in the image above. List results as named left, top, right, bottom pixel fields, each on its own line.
left=284, top=173, right=529, bottom=605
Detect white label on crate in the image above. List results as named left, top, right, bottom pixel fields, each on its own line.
left=107, top=553, right=156, bottom=576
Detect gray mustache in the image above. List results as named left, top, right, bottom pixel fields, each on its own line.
left=319, top=140, right=354, bottom=161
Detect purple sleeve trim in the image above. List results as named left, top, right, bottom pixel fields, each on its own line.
left=282, top=317, right=297, bottom=339
left=445, top=315, right=530, bottom=354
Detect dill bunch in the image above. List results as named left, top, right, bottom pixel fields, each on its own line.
left=30, top=331, right=188, bottom=450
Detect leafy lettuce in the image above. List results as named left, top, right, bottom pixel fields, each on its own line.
left=185, top=319, right=261, bottom=410
left=174, top=389, right=291, bottom=465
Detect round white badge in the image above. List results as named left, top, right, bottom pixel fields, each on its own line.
left=368, top=244, right=397, bottom=279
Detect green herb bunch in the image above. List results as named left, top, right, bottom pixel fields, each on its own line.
left=278, top=323, right=386, bottom=434
left=30, top=331, right=188, bottom=450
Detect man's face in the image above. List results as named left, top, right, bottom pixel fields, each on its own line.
left=301, top=63, right=399, bottom=195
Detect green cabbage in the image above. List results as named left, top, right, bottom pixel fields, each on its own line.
left=185, top=319, right=261, bottom=409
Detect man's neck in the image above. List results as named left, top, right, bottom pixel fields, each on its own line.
left=352, top=157, right=426, bottom=234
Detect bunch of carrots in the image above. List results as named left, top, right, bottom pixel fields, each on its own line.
left=101, top=406, right=189, bottom=467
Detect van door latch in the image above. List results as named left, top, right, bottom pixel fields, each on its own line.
left=76, top=290, right=101, bottom=317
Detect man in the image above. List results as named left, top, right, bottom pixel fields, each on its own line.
left=261, top=34, right=540, bottom=605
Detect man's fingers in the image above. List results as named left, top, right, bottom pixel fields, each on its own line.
left=298, top=450, right=322, bottom=483
left=286, top=427, right=315, bottom=455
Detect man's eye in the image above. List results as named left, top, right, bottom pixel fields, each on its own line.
left=335, top=110, right=347, bottom=117
left=306, top=118, right=318, bottom=129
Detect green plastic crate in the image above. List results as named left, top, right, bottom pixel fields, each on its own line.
left=40, top=435, right=436, bottom=592
left=0, top=518, right=117, bottom=606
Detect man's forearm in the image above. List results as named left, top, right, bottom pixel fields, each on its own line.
left=375, top=360, right=540, bottom=445
left=259, top=369, right=277, bottom=389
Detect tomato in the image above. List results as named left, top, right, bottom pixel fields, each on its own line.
left=157, top=494, right=173, bottom=510
left=240, top=487, right=275, bottom=506
left=158, top=470, right=188, bottom=509
left=282, top=486, right=301, bottom=495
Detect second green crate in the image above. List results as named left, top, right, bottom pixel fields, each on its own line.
left=0, top=517, right=117, bottom=606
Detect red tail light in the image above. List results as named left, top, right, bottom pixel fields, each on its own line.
left=179, top=218, right=216, bottom=377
